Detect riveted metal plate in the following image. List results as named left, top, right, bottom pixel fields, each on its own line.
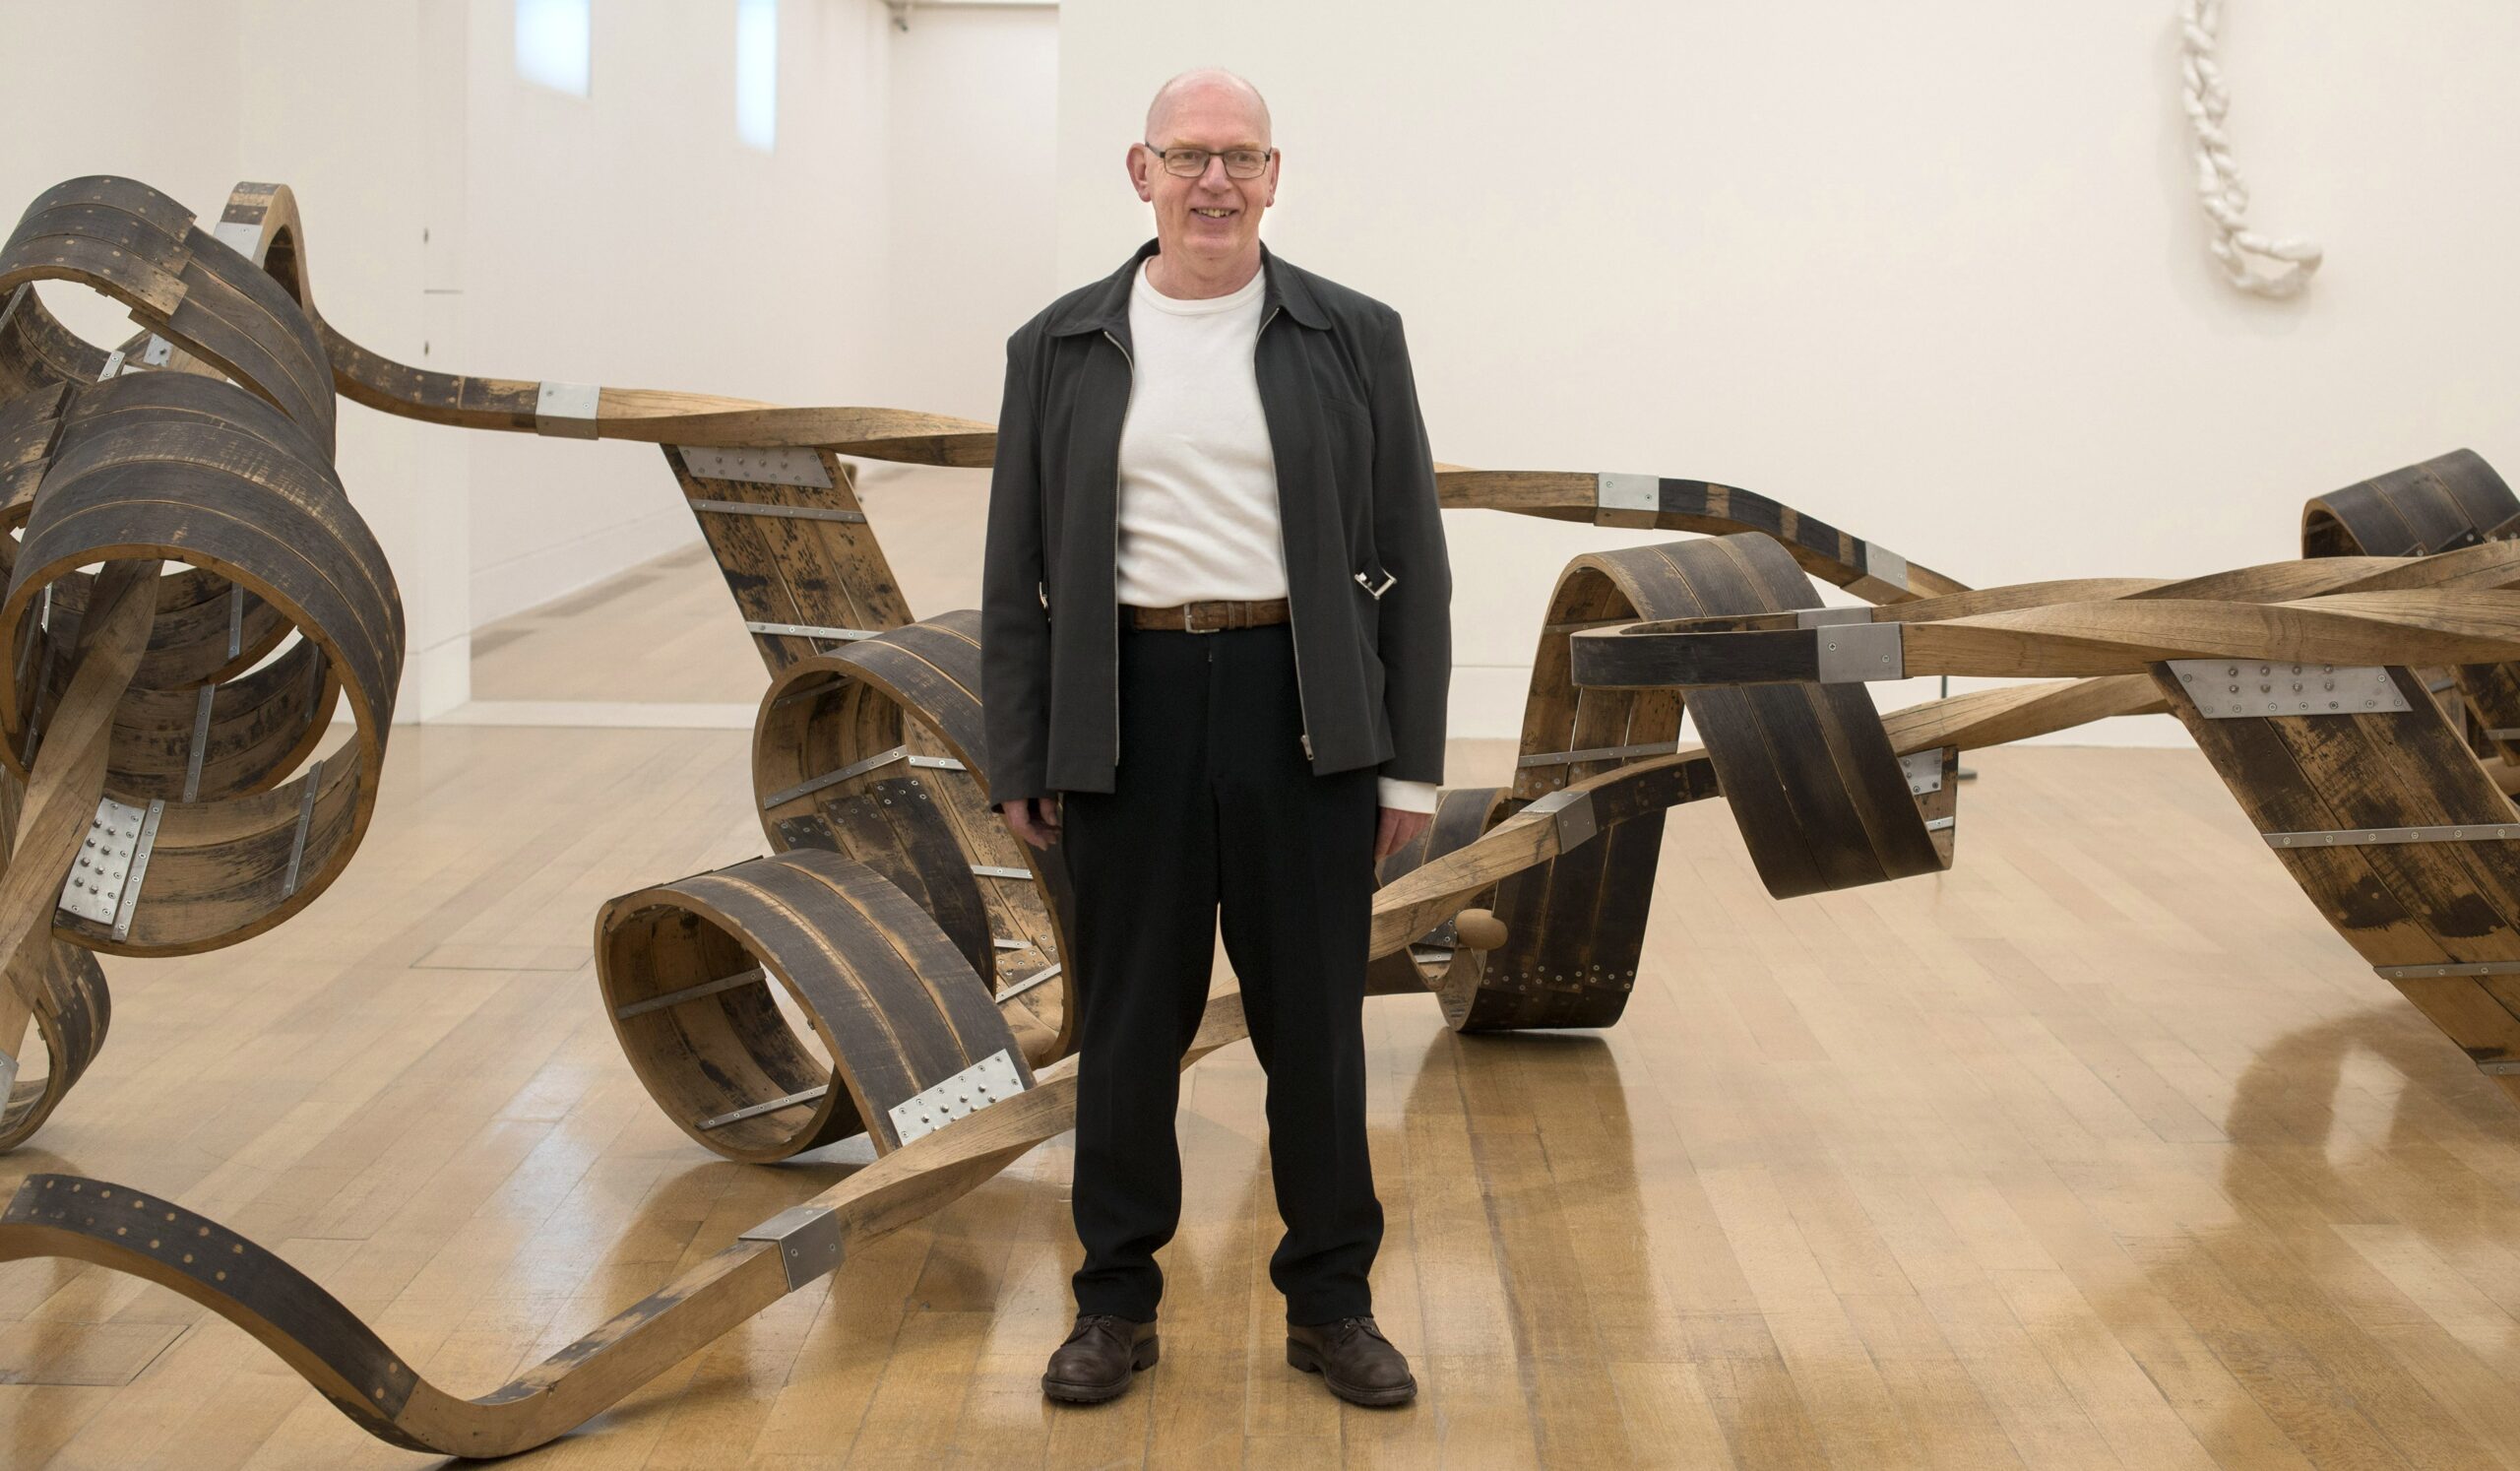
left=1521, top=786, right=1598, bottom=851
left=111, top=799, right=164, bottom=942
left=139, top=335, right=172, bottom=366
left=738, top=1204, right=846, bottom=1291
left=687, top=498, right=862, bottom=524
left=1814, top=622, right=1904, bottom=683
left=533, top=380, right=601, bottom=438
left=2166, top=662, right=2411, bottom=719
left=0, top=1049, right=15, bottom=1101
left=890, top=1048, right=1026, bottom=1147
left=970, top=863, right=1032, bottom=879
left=1899, top=749, right=1945, bottom=797
left=60, top=798, right=148, bottom=926
left=96, top=350, right=127, bottom=380
left=1861, top=544, right=1910, bottom=592
left=1593, top=472, right=1661, bottom=523
left=676, top=445, right=835, bottom=488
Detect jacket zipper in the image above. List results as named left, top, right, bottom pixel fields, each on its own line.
left=1255, top=301, right=1314, bottom=760
left=1101, top=327, right=1132, bottom=768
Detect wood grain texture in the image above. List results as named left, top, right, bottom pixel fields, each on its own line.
left=598, top=848, right=1032, bottom=1163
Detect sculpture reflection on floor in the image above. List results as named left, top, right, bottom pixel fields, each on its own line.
left=1, top=175, right=2517, bottom=1455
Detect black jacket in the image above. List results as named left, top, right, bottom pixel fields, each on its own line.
left=979, top=236, right=1452, bottom=806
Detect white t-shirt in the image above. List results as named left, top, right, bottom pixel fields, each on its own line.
left=1114, top=258, right=1435, bottom=814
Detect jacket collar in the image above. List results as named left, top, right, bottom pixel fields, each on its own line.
left=1043, top=235, right=1332, bottom=338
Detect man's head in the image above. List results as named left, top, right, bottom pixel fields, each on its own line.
left=1129, top=67, right=1278, bottom=274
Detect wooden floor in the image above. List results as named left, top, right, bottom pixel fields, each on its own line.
left=9, top=533, right=2520, bottom=1467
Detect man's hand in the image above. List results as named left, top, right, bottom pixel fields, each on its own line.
left=999, top=796, right=1062, bottom=851
left=1375, top=805, right=1430, bottom=863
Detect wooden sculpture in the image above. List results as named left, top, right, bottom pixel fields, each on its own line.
left=1, top=174, right=2515, bottom=1456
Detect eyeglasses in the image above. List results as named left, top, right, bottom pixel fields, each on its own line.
left=1141, top=142, right=1275, bottom=179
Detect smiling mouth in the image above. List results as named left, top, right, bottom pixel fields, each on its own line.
left=1191, top=207, right=1237, bottom=220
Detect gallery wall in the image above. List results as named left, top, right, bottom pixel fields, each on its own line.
left=0, top=0, right=1058, bottom=718
left=1053, top=2, right=2520, bottom=743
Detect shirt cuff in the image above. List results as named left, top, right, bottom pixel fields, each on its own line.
left=1376, top=777, right=1439, bottom=813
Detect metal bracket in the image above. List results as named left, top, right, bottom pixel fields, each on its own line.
left=181, top=685, right=215, bottom=802
left=889, top=1048, right=1026, bottom=1147
left=0, top=1048, right=15, bottom=1101
left=745, top=620, right=878, bottom=644
left=533, top=380, right=601, bottom=438
left=281, top=760, right=323, bottom=897
left=1517, top=738, right=1680, bottom=768
left=1521, top=786, right=1599, bottom=851
left=676, top=445, right=835, bottom=488
left=1899, top=749, right=1945, bottom=797
left=1861, top=544, right=1910, bottom=592
left=762, top=743, right=907, bottom=809
left=1593, top=472, right=1661, bottom=524
left=970, top=863, right=1033, bottom=879
left=738, top=1204, right=846, bottom=1292
left=614, top=966, right=769, bottom=1020
left=2166, top=662, right=2411, bottom=719
left=1814, top=622, right=1904, bottom=683
left=2267, top=823, right=2519, bottom=850
left=995, top=963, right=1061, bottom=1003
left=1795, top=607, right=1872, bottom=629
left=687, top=498, right=863, bottom=525
left=699, top=1086, right=827, bottom=1130
left=2377, top=960, right=2520, bottom=981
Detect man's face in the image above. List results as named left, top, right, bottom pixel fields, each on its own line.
left=1130, top=85, right=1277, bottom=264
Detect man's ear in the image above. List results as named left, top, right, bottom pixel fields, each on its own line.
left=1127, top=143, right=1154, bottom=202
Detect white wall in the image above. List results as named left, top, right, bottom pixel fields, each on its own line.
left=0, top=0, right=470, bottom=718
left=2, top=0, right=1063, bottom=712
left=883, top=1, right=1060, bottom=421
left=1054, top=3, right=2520, bottom=744
left=458, top=0, right=898, bottom=626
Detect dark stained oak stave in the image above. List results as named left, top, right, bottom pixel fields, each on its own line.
left=597, top=849, right=1034, bottom=1163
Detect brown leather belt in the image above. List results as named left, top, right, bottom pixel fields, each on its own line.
left=1123, top=598, right=1290, bottom=633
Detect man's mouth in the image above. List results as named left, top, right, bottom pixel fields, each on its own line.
left=1191, top=207, right=1237, bottom=220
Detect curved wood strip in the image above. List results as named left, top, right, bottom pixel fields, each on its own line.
left=753, top=610, right=1075, bottom=1062
left=597, top=849, right=1029, bottom=1163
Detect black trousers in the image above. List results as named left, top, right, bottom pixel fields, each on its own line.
left=1059, top=616, right=1383, bottom=1325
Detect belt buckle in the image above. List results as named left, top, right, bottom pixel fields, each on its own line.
left=1183, top=604, right=1223, bottom=634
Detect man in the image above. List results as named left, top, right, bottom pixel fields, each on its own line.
left=979, top=67, right=1451, bottom=1409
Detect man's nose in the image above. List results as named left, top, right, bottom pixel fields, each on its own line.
left=1196, top=154, right=1231, bottom=187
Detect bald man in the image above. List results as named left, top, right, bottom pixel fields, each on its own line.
left=980, top=67, right=1450, bottom=1407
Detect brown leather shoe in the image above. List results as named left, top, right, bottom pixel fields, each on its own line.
left=1041, top=1312, right=1160, bottom=1403
left=1286, top=1314, right=1417, bottom=1406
